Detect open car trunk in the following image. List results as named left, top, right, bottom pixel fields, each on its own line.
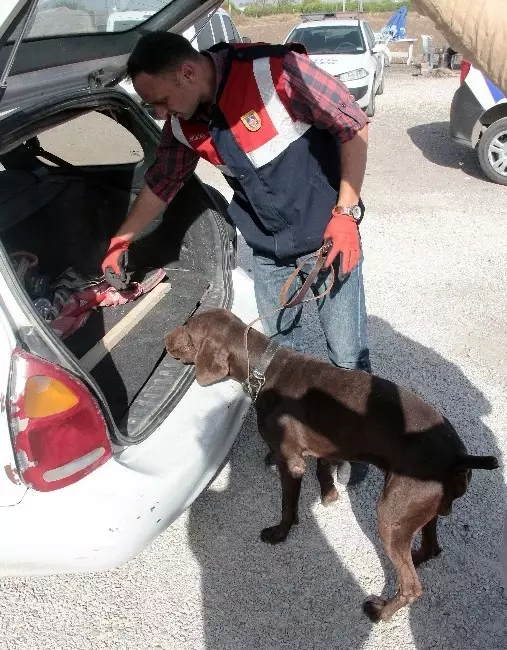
left=0, top=89, right=235, bottom=442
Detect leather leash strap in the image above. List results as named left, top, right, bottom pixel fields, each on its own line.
left=279, top=238, right=334, bottom=308
left=243, top=238, right=336, bottom=401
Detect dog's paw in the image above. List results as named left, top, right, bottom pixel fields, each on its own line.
left=264, top=451, right=279, bottom=474
left=260, top=525, right=290, bottom=545
left=411, top=546, right=442, bottom=567
left=321, top=487, right=340, bottom=506
left=363, top=596, right=387, bottom=623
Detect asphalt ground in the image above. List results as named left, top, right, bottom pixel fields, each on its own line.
left=2, top=66, right=507, bottom=650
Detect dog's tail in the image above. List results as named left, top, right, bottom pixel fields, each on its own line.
left=455, top=454, right=499, bottom=471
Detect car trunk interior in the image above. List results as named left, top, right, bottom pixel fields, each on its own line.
left=0, top=93, right=233, bottom=441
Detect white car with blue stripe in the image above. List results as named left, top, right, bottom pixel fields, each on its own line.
left=450, top=60, right=507, bottom=185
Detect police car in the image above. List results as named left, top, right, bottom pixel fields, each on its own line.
left=450, top=60, right=507, bottom=185
left=284, top=13, right=385, bottom=117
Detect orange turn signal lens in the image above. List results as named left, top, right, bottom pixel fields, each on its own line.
left=24, top=375, right=79, bottom=418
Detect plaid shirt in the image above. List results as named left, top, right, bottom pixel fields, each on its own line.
left=145, top=48, right=368, bottom=203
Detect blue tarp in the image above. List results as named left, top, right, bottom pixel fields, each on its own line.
left=383, top=4, right=408, bottom=40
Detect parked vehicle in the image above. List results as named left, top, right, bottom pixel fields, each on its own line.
left=0, top=0, right=258, bottom=576
left=450, top=60, right=507, bottom=185
left=284, top=13, right=385, bottom=117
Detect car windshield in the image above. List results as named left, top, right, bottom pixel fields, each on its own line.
left=19, top=0, right=172, bottom=38
left=287, top=25, right=366, bottom=55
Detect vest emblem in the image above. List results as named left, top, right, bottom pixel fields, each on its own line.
left=241, top=110, right=262, bottom=132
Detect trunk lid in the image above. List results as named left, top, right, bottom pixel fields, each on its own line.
left=0, top=0, right=221, bottom=114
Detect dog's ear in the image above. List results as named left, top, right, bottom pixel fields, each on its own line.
left=165, top=326, right=197, bottom=363
left=194, top=336, right=230, bottom=386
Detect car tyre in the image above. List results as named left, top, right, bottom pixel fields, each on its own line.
left=477, top=117, right=507, bottom=186
left=365, top=86, right=376, bottom=117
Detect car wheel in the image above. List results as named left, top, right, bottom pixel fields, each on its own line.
left=376, top=72, right=384, bottom=96
left=365, top=86, right=376, bottom=117
left=477, top=118, right=507, bottom=186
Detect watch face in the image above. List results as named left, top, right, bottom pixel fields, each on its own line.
left=351, top=205, right=362, bottom=220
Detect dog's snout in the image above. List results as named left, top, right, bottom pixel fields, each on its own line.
left=165, top=326, right=196, bottom=363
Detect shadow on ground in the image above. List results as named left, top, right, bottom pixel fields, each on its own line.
left=407, top=121, right=486, bottom=182
left=364, top=317, right=506, bottom=649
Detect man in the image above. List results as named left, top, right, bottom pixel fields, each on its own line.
left=102, top=32, right=370, bottom=484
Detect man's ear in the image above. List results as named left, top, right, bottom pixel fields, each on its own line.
left=194, top=337, right=230, bottom=386
left=165, top=326, right=197, bottom=363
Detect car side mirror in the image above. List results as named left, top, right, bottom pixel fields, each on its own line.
left=372, top=45, right=381, bottom=54
left=241, top=36, right=252, bottom=43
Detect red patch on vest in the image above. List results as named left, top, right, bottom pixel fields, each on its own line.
left=219, top=59, right=277, bottom=152
left=179, top=121, right=225, bottom=166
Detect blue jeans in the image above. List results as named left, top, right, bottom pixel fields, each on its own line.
left=252, top=250, right=370, bottom=371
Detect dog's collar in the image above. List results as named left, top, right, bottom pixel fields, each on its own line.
left=242, top=339, right=280, bottom=402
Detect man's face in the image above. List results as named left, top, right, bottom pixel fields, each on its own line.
left=133, top=62, right=203, bottom=121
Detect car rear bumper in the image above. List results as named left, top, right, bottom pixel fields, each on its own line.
left=0, top=267, right=259, bottom=576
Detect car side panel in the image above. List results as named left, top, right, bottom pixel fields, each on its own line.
left=0, top=268, right=258, bottom=576
left=450, top=82, right=484, bottom=147
left=0, top=303, right=28, bottom=506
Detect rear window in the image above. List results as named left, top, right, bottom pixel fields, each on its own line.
left=222, top=15, right=240, bottom=43
left=20, top=0, right=173, bottom=38
left=210, top=14, right=225, bottom=44
left=286, top=24, right=366, bottom=55
left=195, top=16, right=214, bottom=51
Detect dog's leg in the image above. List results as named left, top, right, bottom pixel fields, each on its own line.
left=412, top=517, right=442, bottom=567
left=261, top=458, right=304, bottom=545
left=316, top=459, right=340, bottom=506
left=364, top=475, right=442, bottom=623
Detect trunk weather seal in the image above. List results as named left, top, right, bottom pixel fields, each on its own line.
left=120, top=198, right=234, bottom=443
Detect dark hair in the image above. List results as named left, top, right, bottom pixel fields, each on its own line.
left=127, top=31, right=200, bottom=80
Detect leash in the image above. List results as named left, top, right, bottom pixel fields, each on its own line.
left=243, top=239, right=335, bottom=401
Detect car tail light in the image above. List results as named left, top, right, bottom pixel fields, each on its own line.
left=460, top=60, right=471, bottom=85
left=8, top=349, right=112, bottom=491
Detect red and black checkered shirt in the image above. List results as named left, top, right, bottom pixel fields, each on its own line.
left=145, top=49, right=368, bottom=203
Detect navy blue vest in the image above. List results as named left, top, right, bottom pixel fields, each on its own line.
left=180, top=43, right=349, bottom=258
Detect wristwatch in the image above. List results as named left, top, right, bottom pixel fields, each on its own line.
left=334, top=205, right=362, bottom=221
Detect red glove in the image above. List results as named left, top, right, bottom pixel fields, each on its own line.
left=101, top=235, right=131, bottom=289
left=323, top=210, right=361, bottom=273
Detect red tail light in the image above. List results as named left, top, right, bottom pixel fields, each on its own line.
left=460, top=60, right=471, bottom=85
left=8, top=350, right=112, bottom=491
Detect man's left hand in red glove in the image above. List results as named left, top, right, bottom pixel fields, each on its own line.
left=323, top=206, right=361, bottom=274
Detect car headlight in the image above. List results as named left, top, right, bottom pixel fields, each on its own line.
left=338, top=68, right=368, bottom=82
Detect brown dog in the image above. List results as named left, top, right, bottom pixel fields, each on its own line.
left=165, top=308, right=499, bottom=622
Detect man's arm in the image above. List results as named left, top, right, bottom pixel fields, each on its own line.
left=338, top=123, right=368, bottom=208
left=102, top=123, right=198, bottom=287
left=282, top=51, right=369, bottom=203
left=115, top=183, right=168, bottom=241
left=282, top=51, right=369, bottom=270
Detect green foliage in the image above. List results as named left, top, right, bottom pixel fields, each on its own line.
left=243, top=1, right=412, bottom=18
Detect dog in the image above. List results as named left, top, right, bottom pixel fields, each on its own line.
left=165, top=308, right=499, bottom=622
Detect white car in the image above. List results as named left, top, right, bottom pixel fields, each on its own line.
left=284, top=13, right=385, bottom=117
left=0, top=0, right=258, bottom=576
